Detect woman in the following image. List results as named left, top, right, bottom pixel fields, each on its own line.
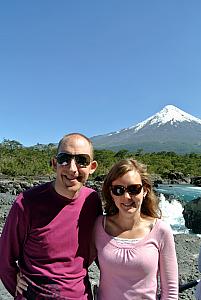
left=93, top=158, right=178, bottom=299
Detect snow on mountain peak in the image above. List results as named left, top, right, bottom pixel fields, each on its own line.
left=132, top=104, right=201, bottom=132
left=152, top=104, right=201, bottom=124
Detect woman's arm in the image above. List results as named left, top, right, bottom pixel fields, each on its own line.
left=159, top=224, right=178, bottom=300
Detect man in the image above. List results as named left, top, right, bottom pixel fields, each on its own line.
left=0, top=133, right=102, bottom=299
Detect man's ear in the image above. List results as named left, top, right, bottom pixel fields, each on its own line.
left=89, top=160, right=98, bottom=175
left=51, top=157, right=57, bottom=171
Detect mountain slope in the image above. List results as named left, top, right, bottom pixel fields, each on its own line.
left=91, top=105, right=201, bottom=153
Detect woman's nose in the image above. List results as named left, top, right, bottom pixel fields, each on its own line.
left=124, top=191, right=132, bottom=198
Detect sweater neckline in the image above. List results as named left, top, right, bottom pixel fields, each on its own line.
left=100, top=215, right=161, bottom=248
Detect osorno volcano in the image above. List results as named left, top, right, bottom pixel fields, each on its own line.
left=91, top=105, right=201, bottom=153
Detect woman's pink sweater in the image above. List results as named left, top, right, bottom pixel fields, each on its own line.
left=94, top=216, right=178, bottom=300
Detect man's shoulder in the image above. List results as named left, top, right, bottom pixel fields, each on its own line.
left=82, top=186, right=101, bottom=203
left=81, top=187, right=103, bottom=215
left=82, top=185, right=98, bottom=196
left=23, top=181, right=52, bottom=199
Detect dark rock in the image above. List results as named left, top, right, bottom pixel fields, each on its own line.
left=191, top=176, right=201, bottom=187
left=93, top=174, right=106, bottom=182
left=183, top=197, right=201, bottom=233
left=0, top=177, right=51, bottom=195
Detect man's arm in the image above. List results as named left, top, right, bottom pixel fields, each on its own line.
left=0, top=194, right=27, bottom=296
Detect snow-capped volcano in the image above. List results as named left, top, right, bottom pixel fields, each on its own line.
left=91, top=105, right=201, bottom=153
left=133, top=105, right=201, bottom=132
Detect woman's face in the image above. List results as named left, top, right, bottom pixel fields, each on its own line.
left=111, top=170, right=146, bottom=215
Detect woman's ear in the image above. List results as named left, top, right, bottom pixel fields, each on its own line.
left=143, top=189, right=147, bottom=198
left=89, top=160, right=98, bottom=175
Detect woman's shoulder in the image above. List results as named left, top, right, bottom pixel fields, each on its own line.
left=154, top=218, right=174, bottom=238
left=156, top=218, right=172, bottom=229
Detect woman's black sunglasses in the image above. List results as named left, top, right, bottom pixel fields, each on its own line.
left=111, top=184, right=143, bottom=196
left=56, top=152, right=91, bottom=168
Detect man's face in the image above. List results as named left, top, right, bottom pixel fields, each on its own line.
left=54, top=135, right=97, bottom=198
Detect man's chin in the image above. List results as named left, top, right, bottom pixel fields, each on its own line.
left=61, top=176, right=85, bottom=191
left=62, top=176, right=77, bottom=185
left=66, top=184, right=84, bottom=198
left=67, top=184, right=81, bottom=190
left=65, top=181, right=83, bottom=191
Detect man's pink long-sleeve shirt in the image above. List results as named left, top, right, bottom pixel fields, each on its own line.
left=0, top=182, right=102, bottom=299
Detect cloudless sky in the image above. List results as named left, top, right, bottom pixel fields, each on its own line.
left=0, top=0, right=201, bottom=146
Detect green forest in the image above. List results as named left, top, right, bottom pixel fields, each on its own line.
left=0, top=139, right=200, bottom=179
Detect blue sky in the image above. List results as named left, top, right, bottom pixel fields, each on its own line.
left=1, top=1, right=201, bottom=146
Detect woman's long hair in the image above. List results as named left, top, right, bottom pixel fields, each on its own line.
left=102, top=158, right=161, bottom=218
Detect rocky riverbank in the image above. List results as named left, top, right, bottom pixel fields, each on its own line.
left=0, top=182, right=201, bottom=299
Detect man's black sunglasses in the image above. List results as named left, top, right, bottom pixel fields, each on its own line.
left=56, top=152, right=91, bottom=168
left=111, top=184, right=143, bottom=196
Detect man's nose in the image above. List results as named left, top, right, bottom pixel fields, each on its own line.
left=68, top=158, right=78, bottom=171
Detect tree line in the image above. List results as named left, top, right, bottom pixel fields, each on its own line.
left=0, top=139, right=200, bottom=179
